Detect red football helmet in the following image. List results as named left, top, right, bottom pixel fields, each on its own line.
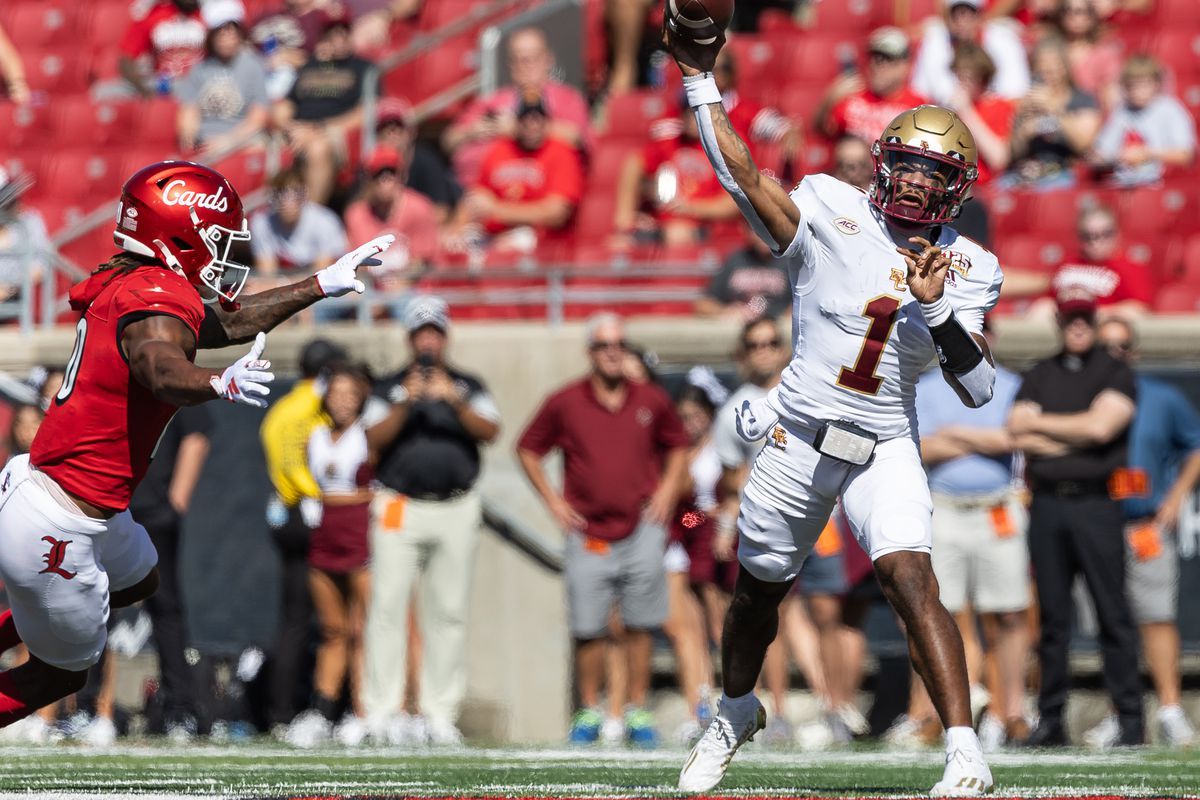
left=113, top=160, right=251, bottom=304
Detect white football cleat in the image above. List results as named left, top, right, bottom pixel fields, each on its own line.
left=77, top=716, right=117, bottom=747
left=678, top=697, right=766, bottom=793
left=930, top=747, right=994, bottom=797
left=284, top=709, right=332, bottom=749
left=1157, top=704, right=1196, bottom=747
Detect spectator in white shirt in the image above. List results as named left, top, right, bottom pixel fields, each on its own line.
left=1091, top=55, right=1197, bottom=187
left=910, top=0, right=1030, bottom=105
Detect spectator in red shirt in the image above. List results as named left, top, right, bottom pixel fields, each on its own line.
left=1030, top=204, right=1153, bottom=320
left=518, top=312, right=689, bottom=745
left=118, top=0, right=207, bottom=98
left=344, top=146, right=440, bottom=311
left=945, top=42, right=1016, bottom=185
left=815, top=27, right=929, bottom=144
left=443, top=27, right=590, bottom=187
left=448, top=97, right=584, bottom=253
left=613, top=99, right=739, bottom=249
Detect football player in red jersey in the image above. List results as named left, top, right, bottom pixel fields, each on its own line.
left=0, top=160, right=394, bottom=728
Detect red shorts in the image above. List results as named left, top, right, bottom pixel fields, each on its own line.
left=309, top=502, right=370, bottom=574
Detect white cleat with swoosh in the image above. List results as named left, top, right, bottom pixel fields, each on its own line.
left=677, top=697, right=766, bottom=793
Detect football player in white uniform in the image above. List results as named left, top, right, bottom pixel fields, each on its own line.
left=666, top=25, right=1001, bottom=799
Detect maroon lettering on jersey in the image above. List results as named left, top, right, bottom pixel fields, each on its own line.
left=29, top=266, right=206, bottom=512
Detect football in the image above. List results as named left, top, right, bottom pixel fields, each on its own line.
left=666, top=0, right=734, bottom=45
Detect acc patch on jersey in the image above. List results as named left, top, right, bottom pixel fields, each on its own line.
left=833, top=217, right=860, bottom=235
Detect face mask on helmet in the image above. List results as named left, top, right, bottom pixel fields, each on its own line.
left=870, top=141, right=977, bottom=226
left=188, top=206, right=251, bottom=305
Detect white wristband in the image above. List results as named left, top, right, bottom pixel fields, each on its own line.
left=683, top=73, right=721, bottom=108
left=919, top=295, right=953, bottom=327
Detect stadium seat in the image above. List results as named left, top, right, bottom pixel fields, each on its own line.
left=1153, top=0, right=1200, bottom=28
left=24, top=47, right=88, bottom=94
left=993, top=235, right=1065, bottom=275
left=133, top=98, right=182, bottom=148
left=601, top=91, right=673, bottom=142
left=0, top=102, right=56, bottom=149
left=725, top=35, right=790, bottom=107
left=1024, top=189, right=1089, bottom=235
left=84, top=0, right=137, bottom=49
left=6, top=1, right=78, bottom=48
left=778, top=85, right=825, bottom=126
left=54, top=96, right=139, bottom=150
left=44, top=150, right=124, bottom=204
left=1177, top=235, right=1200, bottom=283
left=587, top=140, right=639, bottom=192
left=789, top=34, right=863, bottom=88
left=804, top=0, right=892, bottom=33
left=1117, top=186, right=1189, bottom=239
left=573, top=193, right=619, bottom=244
left=1154, top=283, right=1200, bottom=313
left=1152, top=31, right=1200, bottom=81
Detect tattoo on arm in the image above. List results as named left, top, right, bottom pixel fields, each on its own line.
left=708, top=103, right=756, bottom=178
left=198, top=276, right=324, bottom=348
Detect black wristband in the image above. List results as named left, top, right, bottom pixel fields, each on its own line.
left=929, top=314, right=984, bottom=374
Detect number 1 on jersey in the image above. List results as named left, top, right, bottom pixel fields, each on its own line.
left=837, top=295, right=902, bottom=395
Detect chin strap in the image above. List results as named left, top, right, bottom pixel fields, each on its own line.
left=919, top=295, right=994, bottom=408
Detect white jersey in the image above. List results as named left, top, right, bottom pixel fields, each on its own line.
left=770, top=173, right=1002, bottom=439
left=308, top=421, right=370, bottom=494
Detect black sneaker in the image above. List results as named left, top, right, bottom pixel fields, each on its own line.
left=1116, top=717, right=1145, bottom=747
left=1022, top=718, right=1067, bottom=747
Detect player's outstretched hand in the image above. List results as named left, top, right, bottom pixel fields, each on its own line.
left=662, top=17, right=725, bottom=76
left=315, top=235, right=397, bottom=297
left=212, top=332, right=274, bottom=409
left=898, top=236, right=953, bottom=303
left=735, top=395, right=779, bottom=442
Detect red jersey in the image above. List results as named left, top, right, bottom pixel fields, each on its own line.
left=828, top=87, right=929, bottom=143
left=642, top=124, right=725, bottom=224
left=1048, top=255, right=1154, bottom=307
left=119, top=2, right=206, bottom=79
left=31, top=266, right=206, bottom=512
left=972, top=95, right=1017, bottom=185
left=477, top=137, right=584, bottom=235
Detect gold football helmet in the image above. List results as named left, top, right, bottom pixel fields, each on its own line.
left=870, top=105, right=979, bottom=227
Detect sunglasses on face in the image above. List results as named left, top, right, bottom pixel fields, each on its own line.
left=1079, top=228, right=1116, bottom=242
left=744, top=338, right=782, bottom=351
left=1105, top=340, right=1133, bottom=353
left=589, top=339, right=628, bottom=352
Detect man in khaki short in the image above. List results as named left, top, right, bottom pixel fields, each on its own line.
left=916, top=321, right=1031, bottom=750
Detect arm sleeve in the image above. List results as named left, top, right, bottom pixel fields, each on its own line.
left=516, top=394, right=561, bottom=456
left=771, top=176, right=821, bottom=263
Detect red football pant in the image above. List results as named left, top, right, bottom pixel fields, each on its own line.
left=0, top=609, right=21, bottom=654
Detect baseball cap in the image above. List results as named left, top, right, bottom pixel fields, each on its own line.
left=1056, top=289, right=1098, bottom=322
left=405, top=296, right=451, bottom=333
left=868, top=27, right=910, bottom=59
left=376, top=97, right=414, bottom=129
left=365, top=145, right=404, bottom=176
left=948, top=0, right=984, bottom=9
left=201, top=0, right=245, bottom=30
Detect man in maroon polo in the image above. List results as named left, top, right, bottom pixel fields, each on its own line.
left=518, top=312, right=689, bottom=747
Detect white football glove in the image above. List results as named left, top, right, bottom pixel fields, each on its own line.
left=735, top=393, right=780, bottom=442
left=298, top=496, right=324, bottom=529
left=314, top=234, right=396, bottom=297
left=211, top=332, right=274, bottom=409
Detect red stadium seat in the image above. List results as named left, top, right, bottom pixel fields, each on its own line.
left=805, top=0, right=892, bottom=33
left=1117, top=186, right=1189, bottom=239
left=132, top=97, right=182, bottom=148
left=0, top=103, right=56, bottom=149
left=993, top=235, right=1065, bottom=275
left=1153, top=0, right=1200, bottom=28
left=789, top=34, right=863, bottom=88
left=54, top=96, right=141, bottom=150
left=383, top=34, right=476, bottom=111
left=84, top=1, right=137, bottom=48
left=1152, top=31, right=1200, bottom=81
left=1178, top=234, right=1200, bottom=283
left=573, top=192, right=619, bottom=244
left=778, top=85, right=825, bottom=125
left=601, top=91, right=673, bottom=141
left=1154, top=283, right=1200, bottom=313
left=725, top=35, right=791, bottom=107
left=587, top=140, right=639, bottom=192
left=1024, top=189, right=1089, bottom=235
left=6, top=1, right=78, bottom=47
left=24, top=47, right=88, bottom=94
left=44, top=150, right=124, bottom=204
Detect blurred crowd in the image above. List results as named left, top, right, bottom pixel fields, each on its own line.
left=0, top=288, right=1194, bottom=751
left=0, top=0, right=1193, bottom=320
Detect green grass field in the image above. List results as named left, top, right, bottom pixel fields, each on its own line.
left=0, top=744, right=1196, bottom=798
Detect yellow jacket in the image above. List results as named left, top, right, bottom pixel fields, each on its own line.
left=260, top=378, right=325, bottom=507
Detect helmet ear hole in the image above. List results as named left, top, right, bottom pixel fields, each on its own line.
left=171, top=236, right=195, bottom=252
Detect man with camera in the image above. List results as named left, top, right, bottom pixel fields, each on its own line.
left=361, top=296, right=501, bottom=746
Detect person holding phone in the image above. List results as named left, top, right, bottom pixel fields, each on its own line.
left=360, top=296, right=501, bottom=747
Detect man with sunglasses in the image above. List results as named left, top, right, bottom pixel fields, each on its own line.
left=518, top=313, right=689, bottom=747
left=667, top=22, right=1001, bottom=796
left=816, top=27, right=928, bottom=144
left=1088, top=318, right=1200, bottom=748
left=1044, top=205, right=1152, bottom=320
